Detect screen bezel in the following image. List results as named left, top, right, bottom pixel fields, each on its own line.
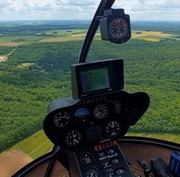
left=72, top=59, right=124, bottom=98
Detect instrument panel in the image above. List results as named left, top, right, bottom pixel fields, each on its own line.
left=43, top=91, right=150, bottom=150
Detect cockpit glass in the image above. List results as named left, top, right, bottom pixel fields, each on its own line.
left=81, top=67, right=110, bottom=92
left=0, top=0, right=179, bottom=176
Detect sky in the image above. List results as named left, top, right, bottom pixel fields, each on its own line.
left=0, top=0, right=180, bottom=21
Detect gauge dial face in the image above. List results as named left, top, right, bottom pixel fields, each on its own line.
left=109, top=18, right=128, bottom=39
left=65, top=130, right=81, bottom=146
left=93, top=104, right=108, bottom=119
left=106, top=121, right=121, bottom=137
left=54, top=111, right=70, bottom=127
left=113, top=100, right=122, bottom=113
left=81, top=153, right=93, bottom=164
left=86, top=168, right=98, bottom=177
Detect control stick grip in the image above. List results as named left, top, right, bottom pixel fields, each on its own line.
left=151, top=157, right=174, bottom=177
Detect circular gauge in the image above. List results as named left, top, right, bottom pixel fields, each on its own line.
left=85, top=168, right=98, bottom=177
left=93, top=104, right=108, bottom=119
left=106, top=121, right=121, bottom=137
left=53, top=111, right=70, bottom=127
left=81, top=153, right=93, bottom=164
left=113, top=100, right=122, bottom=114
left=74, top=108, right=90, bottom=122
left=65, top=130, right=81, bottom=146
left=109, top=18, right=128, bottom=39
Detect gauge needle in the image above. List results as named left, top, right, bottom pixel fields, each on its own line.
left=90, top=172, right=94, bottom=177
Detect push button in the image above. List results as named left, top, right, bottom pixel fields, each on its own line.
left=115, top=167, right=125, bottom=175
left=111, top=158, right=120, bottom=165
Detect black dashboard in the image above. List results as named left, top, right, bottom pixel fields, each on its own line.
left=43, top=59, right=150, bottom=177
left=43, top=90, right=150, bottom=150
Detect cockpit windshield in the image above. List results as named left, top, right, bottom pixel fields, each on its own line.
left=0, top=0, right=179, bottom=176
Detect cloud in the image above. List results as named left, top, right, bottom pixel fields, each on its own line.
left=141, top=0, right=180, bottom=8
left=0, top=0, right=179, bottom=21
left=0, top=0, right=100, bottom=20
left=114, top=0, right=180, bottom=20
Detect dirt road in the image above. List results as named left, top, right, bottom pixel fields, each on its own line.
left=0, top=149, right=32, bottom=177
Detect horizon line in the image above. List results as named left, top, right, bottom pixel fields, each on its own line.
left=0, top=19, right=180, bottom=22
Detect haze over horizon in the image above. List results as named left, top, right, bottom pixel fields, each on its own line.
left=0, top=0, right=179, bottom=21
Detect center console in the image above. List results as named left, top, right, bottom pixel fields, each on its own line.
left=69, top=141, right=133, bottom=177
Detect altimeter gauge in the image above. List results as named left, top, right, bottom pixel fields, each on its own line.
left=93, top=104, right=108, bottom=119
left=53, top=111, right=70, bottom=127
left=106, top=121, right=121, bottom=137
left=65, top=130, right=82, bottom=146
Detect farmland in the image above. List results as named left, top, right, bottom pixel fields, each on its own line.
left=132, top=31, right=176, bottom=42
left=0, top=29, right=177, bottom=47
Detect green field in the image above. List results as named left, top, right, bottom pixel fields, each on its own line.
left=127, top=133, right=180, bottom=144
left=12, top=130, right=53, bottom=159
left=0, top=29, right=87, bottom=46
left=0, top=29, right=178, bottom=47
left=132, top=30, right=177, bottom=42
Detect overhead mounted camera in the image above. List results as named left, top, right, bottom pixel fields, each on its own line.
left=99, top=9, right=131, bottom=44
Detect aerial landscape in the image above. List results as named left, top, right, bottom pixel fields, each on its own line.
left=0, top=0, right=179, bottom=176
left=0, top=20, right=180, bottom=175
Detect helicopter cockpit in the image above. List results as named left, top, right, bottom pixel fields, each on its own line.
left=13, top=0, right=180, bottom=177
left=43, top=58, right=150, bottom=177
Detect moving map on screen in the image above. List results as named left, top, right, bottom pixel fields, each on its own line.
left=80, top=67, right=110, bottom=93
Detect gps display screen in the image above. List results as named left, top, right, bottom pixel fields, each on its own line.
left=80, top=67, right=110, bottom=92
left=71, top=59, right=124, bottom=99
